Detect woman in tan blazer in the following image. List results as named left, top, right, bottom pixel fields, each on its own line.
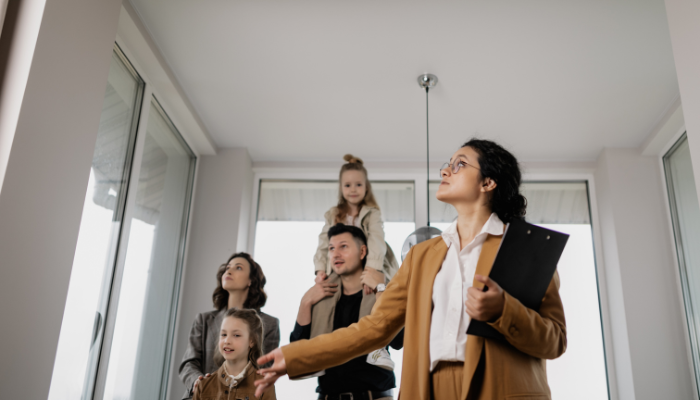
left=255, top=139, right=567, bottom=400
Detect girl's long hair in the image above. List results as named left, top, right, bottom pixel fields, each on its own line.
left=335, top=154, right=379, bottom=224
left=213, top=308, right=264, bottom=368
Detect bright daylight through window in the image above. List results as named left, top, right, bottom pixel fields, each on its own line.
left=254, top=180, right=415, bottom=399
left=48, top=48, right=197, bottom=400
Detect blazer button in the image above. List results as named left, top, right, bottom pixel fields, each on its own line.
left=221, top=373, right=225, bottom=378
left=224, top=390, right=229, bottom=394
left=509, top=326, right=518, bottom=336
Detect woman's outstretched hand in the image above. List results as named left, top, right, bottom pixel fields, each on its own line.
left=466, top=274, right=505, bottom=322
left=255, top=348, right=288, bottom=397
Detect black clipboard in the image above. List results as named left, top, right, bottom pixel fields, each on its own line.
left=466, top=219, right=569, bottom=341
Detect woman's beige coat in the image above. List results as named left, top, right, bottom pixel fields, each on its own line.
left=313, top=205, right=399, bottom=279
left=286, top=233, right=567, bottom=400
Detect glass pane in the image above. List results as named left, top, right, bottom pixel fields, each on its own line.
left=430, top=181, right=608, bottom=399
left=664, top=134, right=700, bottom=388
left=102, top=100, right=195, bottom=400
left=254, top=180, right=415, bottom=399
left=48, top=49, right=143, bottom=400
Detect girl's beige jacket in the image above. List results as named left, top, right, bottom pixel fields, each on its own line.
left=285, top=233, right=567, bottom=400
left=313, top=205, right=399, bottom=279
left=192, top=363, right=276, bottom=400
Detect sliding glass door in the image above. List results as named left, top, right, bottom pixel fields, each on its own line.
left=102, top=100, right=195, bottom=400
left=48, top=47, right=144, bottom=400
left=664, top=133, right=700, bottom=390
left=48, top=46, right=196, bottom=400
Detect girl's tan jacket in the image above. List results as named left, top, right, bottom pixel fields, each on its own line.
left=193, top=363, right=276, bottom=400
left=314, top=206, right=399, bottom=279
left=284, top=233, right=567, bottom=400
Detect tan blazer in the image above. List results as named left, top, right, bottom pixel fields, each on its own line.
left=314, top=205, right=400, bottom=279
left=283, top=234, right=567, bottom=400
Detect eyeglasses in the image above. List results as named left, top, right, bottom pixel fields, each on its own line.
left=439, top=158, right=480, bottom=178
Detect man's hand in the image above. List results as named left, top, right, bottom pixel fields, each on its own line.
left=302, top=280, right=338, bottom=307
left=360, top=267, right=385, bottom=292
left=465, top=275, right=505, bottom=322
left=315, top=270, right=328, bottom=284
left=255, top=348, right=288, bottom=397
left=297, top=279, right=338, bottom=326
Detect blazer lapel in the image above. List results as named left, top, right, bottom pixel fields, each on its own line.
left=412, top=238, right=448, bottom=400
left=462, top=233, right=503, bottom=400
left=472, top=233, right=502, bottom=289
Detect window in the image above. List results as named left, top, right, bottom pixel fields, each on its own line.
left=429, top=181, right=609, bottom=399
left=253, top=180, right=415, bottom=399
left=49, top=46, right=144, bottom=400
left=48, top=47, right=196, bottom=400
left=101, top=99, right=196, bottom=400
left=664, top=133, right=700, bottom=390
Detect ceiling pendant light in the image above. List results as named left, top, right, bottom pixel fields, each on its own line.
left=401, top=74, right=443, bottom=261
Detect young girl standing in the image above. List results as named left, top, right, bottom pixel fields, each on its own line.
left=193, top=308, right=277, bottom=400
left=314, top=154, right=399, bottom=287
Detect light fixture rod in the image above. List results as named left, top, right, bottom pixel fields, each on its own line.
left=417, top=73, right=437, bottom=227
left=426, top=87, right=430, bottom=226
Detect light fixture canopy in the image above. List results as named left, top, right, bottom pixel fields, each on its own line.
left=417, top=74, right=438, bottom=89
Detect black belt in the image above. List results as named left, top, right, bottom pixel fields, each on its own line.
left=318, top=389, right=393, bottom=400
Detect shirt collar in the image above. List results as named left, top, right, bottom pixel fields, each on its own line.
left=220, top=361, right=252, bottom=388
left=441, top=213, right=504, bottom=249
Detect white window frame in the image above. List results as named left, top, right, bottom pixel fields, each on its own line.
left=657, top=127, right=700, bottom=400
left=61, top=4, right=212, bottom=399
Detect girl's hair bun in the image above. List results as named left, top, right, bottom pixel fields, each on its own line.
left=343, top=154, right=363, bottom=164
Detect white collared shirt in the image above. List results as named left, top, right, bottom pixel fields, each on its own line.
left=429, top=213, right=504, bottom=371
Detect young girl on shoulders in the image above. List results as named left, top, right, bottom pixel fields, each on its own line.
left=193, top=308, right=276, bottom=400
left=314, top=154, right=399, bottom=288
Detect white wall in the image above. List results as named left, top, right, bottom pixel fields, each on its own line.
left=168, top=148, right=254, bottom=399
left=0, top=0, right=122, bottom=399
left=594, top=148, right=695, bottom=400
left=665, top=0, right=700, bottom=203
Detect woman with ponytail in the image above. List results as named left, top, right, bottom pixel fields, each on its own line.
left=256, top=139, right=566, bottom=400
left=313, top=154, right=399, bottom=289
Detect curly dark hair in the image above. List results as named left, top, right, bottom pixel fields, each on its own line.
left=212, top=252, right=267, bottom=311
left=462, top=139, right=527, bottom=223
left=213, top=308, right=264, bottom=368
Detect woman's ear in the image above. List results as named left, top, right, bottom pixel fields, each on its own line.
left=481, top=178, right=497, bottom=192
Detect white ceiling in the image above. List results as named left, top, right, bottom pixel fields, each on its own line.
left=129, top=0, right=679, bottom=162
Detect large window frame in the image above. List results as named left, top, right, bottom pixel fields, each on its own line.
left=247, top=166, right=617, bottom=398
left=49, top=41, right=200, bottom=400
left=663, top=132, right=700, bottom=392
